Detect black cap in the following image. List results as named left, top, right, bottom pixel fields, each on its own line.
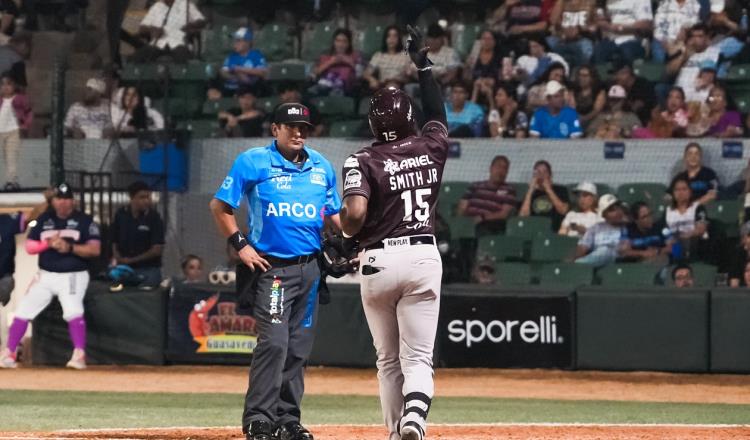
left=53, top=182, right=74, bottom=199
left=273, top=103, right=313, bottom=126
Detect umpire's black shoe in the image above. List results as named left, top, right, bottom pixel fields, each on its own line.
left=275, top=421, right=314, bottom=440
left=246, top=420, right=275, bottom=440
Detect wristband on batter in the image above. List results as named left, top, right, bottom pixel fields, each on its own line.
left=228, top=231, right=249, bottom=252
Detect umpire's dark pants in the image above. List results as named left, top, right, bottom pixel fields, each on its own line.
left=242, top=259, right=320, bottom=433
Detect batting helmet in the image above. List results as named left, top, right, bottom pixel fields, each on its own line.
left=368, top=87, right=416, bottom=142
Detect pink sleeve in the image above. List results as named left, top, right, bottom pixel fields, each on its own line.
left=25, top=239, right=49, bottom=255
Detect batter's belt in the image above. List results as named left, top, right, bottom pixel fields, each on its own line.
left=365, top=234, right=435, bottom=251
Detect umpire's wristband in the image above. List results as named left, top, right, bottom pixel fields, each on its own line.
left=228, top=231, right=249, bottom=252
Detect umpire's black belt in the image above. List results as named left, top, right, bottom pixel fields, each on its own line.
left=366, top=234, right=435, bottom=251
left=263, top=252, right=319, bottom=267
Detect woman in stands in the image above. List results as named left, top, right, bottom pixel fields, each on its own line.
left=570, top=65, right=605, bottom=130
left=464, top=30, right=501, bottom=107
left=110, top=86, right=164, bottom=136
left=363, top=26, right=410, bottom=92
left=704, top=85, right=742, bottom=138
left=636, top=87, right=689, bottom=138
left=664, top=176, right=710, bottom=262
left=312, top=28, right=363, bottom=96
left=479, top=83, right=527, bottom=138
left=673, top=142, right=719, bottom=205
left=729, top=222, right=750, bottom=287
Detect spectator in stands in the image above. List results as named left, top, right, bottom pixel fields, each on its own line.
left=406, top=24, right=461, bottom=86
left=482, top=84, right=528, bottom=138
left=0, top=74, right=31, bottom=191
left=574, top=194, right=628, bottom=267
left=529, top=80, right=582, bottom=139
left=673, top=142, right=719, bottom=205
left=24, top=0, right=88, bottom=32
left=652, top=0, right=702, bottom=63
left=0, top=0, right=18, bottom=43
left=592, top=0, right=653, bottom=65
left=559, top=182, right=599, bottom=237
left=64, top=77, right=112, bottom=139
left=703, top=85, right=742, bottom=138
left=363, top=26, right=410, bottom=92
left=729, top=222, right=750, bottom=287
left=218, top=88, right=264, bottom=137
left=277, top=81, right=324, bottom=136
left=515, top=39, right=569, bottom=88
left=110, top=86, right=164, bottom=136
left=620, top=201, right=672, bottom=263
left=636, top=86, right=688, bottom=138
left=672, top=263, right=694, bottom=287
left=489, top=0, right=551, bottom=56
left=312, top=28, right=363, bottom=96
left=133, top=0, right=206, bottom=64
left=445, top=81, right=485, bottom=137
left=612, top=61, right=655, bottom=124
left=524, top=62, right=570, bottom=114
left=570, top=65, right=605, bottom=129
left=668, top=24, right=721, bottom=99
left=520, top=159, right=570, bottom=231
left=457, top=155, right=517, bottom=234
left=464, top=30, right=502, bottom=88
left=109, top=181, right=165, bottom=291
left=180, top=254, right=204, bottom=283
left=0, top=33, right=30, bottom=88
left=586, top=85, right=642, bottom=139
left=665, top=175, right=709, bottom=261
left=683, top=60, right=717, bottom=105
left=220, top=27, right=268, bottom=97
left=547, top=0, right=597, bottom=68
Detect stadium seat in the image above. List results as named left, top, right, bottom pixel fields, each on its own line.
left=735, top=93, right=750, bottom=114
left=202, top=25, right=234, bottom=62
left=329, top=119, right=364, bottom=137
left=255, top=23, right=295, bottom=62
left=666, top=263, right=717, bottom=288
left=538, top=263, right=594, bottom=287
left=202, top=98, right=235, bottom=115
left=597, top=263, right=660, bottom=287
left=358, top=96, right=372, bottom=116
left=477, top=235, right=526, bottom=262
left=595, top=62, right=613, bottom=82
left=169, top=62, right=218, bottom=82
left=529, top=235, right=578, bottom=263
left=438, top=181, right=471, bottom=218
left=447, top=215, right=476, bottom=239
left=510, top=182, right=529, bottom=198
left=120, top=63, right=167, bottom=82
left=310, top=96, right=355, bottom=118
left=726, top=64, right=750, bottom=82
left=506, top=216, right=552, bottom=240
left=256, top=96, right=281, bottom=114
left=267, top=63, right=307, bottom=82
left=152, top=98, right=201, bottom=119
left=705, top=199, right=742, bottom=238
left=632, top=60, right=665, bottom=83
left=616, top=183, right=668, bottom=211
left=451, top=22, right=482, bottom=58
left=355, top=25, right=386, bottom=59
left=301, top=22, right=336, bottom=62
left=178, top=119, right=222, bottom=138
left=495, top=262, right=533, bottom=286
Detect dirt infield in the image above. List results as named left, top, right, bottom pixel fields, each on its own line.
left=3, top=424, right=750, bottom=440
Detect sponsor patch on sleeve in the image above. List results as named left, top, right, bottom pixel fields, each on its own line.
left=343, top=156, right=359, bottom=168
left=344, top=169, right=362, bottom=190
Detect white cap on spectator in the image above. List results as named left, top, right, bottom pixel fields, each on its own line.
left=597, top=194, right=621, bottom=216
left=711, top=0, right=725, bottom=13
left=608, top=85, right=627, bottom=99
left=545, top=80, right=565, bottom=96
left=86, top=78, right=106, bottom=95
left=574, top=181, right=597, bottom=196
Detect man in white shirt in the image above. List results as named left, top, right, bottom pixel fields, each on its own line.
left=574, top=194, right=627, bottom=267
left=64, top=78, right=112, bottom=140
left=652, top=0, right=701, bottom=62
left=132, top=0, right=206, bottom=64
left=592, top=0, right=653, bottom=65
left=667, top=24, right=721, bottom=95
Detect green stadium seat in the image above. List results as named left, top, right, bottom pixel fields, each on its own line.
left=256, top=96, right=281, bottom=114
left=538, top=263, right=594, bottom=287
left=632, top=60, right=665, bottom=83
left=616, top=183, right=668, bottom=211
left=595, top=62, right=613, bottom=82
left=477, top=235, right=526, bottom=262
left=121, top=63, right=167, bottom=82
left=506, top=216, right=552, bottom=240
left=529, top=235, right=578, bottom=263
left=447, top=215, right=476, bottom=239
left=666, top=263, right=717, bottom=288
left=438, top=181, right=471, bottom=218
left=202, top=97, right=235, bottom=115
left=310, top=96, right=355, bottom=118
left=726, top=64, right=750, bottom=82
left=255, top=23, right=295, bottom=61
left=152, top=98, right=201, bottom=119
left=705, top=199, right=742, bottom=238
left=356, top=25, right=386, bottom=59
left=178, top=119, right=222, bottom=138
left=597, top=263, right=660, bottom=287
left=495, top=262, right=533, bottom=287
left=267, top=63, right=307, bottom=81
left=169, top=62, right=218, bottom=81
left=510, top=182, right=529, bottom=199
left=171, top=82, right=205, bottom=101
left=301, top=22, right=336, bottom=62
left=202, top=26, right=234, bottom=62
left=329, top=119, right=364, bottom=137
left=358, top=96, right=372, bottom=116
left=735, top=93, right=750, bottom=114
left=451, top=22, right=482, bottom=58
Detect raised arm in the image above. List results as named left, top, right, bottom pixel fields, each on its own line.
left=407, top=25, right=447, bottom=128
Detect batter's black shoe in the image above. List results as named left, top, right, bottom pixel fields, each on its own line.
left=275, top=421, right=314, bottom=440
left=246, top=420, right=274, bottom=440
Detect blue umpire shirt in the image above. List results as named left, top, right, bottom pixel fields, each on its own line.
left=214, top=141, right=341, bottom=259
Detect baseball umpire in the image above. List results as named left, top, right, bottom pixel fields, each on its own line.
left=209, top=103, right=341, bottom=440
left=337, top=25, right=449, bottom=440
left=0, top=183, right=101, bottom=370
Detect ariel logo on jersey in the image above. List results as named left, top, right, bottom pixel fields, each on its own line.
left=383, top=155, right=435, bottom=176
left=265, top=202, right=318, bottom=218
left=269, top=277, right=284, bottom=324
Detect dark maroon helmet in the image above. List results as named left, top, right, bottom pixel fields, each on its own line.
left=368, top=87, right=416, bottom=142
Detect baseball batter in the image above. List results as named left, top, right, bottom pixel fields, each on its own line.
left=0, top=183, right=101, bottom=370
left=338, top=26, right=448, bottom=440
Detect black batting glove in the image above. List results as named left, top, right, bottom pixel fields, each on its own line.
left=406, top=24, right=433, bottom=70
